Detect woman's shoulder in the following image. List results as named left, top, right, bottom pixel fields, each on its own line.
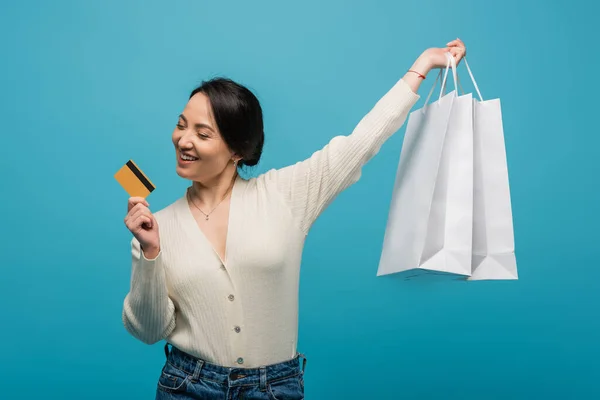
left=237, top=168, right=286, bottom=194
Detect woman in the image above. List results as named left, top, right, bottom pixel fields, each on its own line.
left=123, top=38, right=467, bottom=399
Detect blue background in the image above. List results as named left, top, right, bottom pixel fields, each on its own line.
left=1, top=0, right=598, bottom=399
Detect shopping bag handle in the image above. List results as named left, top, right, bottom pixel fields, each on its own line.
left=439, top=52, right=458, bottom=102
left=463, top=57, right=483, bottom=101
left=440, top=56, right=484, bottom=101
left=441, top=72, right=467, bottom=97
left=423, top=52, right=457, bottom=107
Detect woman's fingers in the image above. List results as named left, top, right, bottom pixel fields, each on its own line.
left=447, top=38, right=464, bottom=47
left=130, top=211, right=153, bottom=230
left=450, top=47, right=462, bottom=56
left=450, top=43, right=466, bottom=57
left=125, top=205, right=153, bottom=229
left=128, top=196, right=149, bottom=212
left=134, top=213, right=153, bottom=230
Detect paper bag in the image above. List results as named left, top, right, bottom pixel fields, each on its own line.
left=377, top=54, right=474, bottom=278
left=463, top=59, right=518, bottom=280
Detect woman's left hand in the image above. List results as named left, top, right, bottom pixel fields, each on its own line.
left=425, top=38, right=467, bottom=69
left=404, top=38, right=467, bottom=92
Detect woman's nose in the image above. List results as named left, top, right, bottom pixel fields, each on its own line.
left=177, top=131, right=194, bottom=148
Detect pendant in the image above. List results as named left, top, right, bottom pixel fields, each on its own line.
left=205, top=215, right=209, bottom=221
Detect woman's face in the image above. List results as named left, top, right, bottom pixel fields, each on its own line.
left=172, top=92, right=235, bottom=182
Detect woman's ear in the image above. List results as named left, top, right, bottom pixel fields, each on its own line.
left=231, top=155, right=242, bottom=166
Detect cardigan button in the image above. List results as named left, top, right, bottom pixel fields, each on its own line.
left=228, top=294, right=235, bottom=301
left=237, top=357, right=244, bottom=365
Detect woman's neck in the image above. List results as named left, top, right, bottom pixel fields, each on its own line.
left=190, top=166, right=238, bottom=210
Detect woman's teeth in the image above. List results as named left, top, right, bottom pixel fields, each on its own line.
left=181, top=154, right=199, bottom=161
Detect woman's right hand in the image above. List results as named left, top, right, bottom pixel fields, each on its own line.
left=125, top=197, right=160, bottom=258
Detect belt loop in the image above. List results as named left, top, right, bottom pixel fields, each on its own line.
left=191, top=359, right=204, bottom=383
left=297, top=352, right=307, bottom=373
left=259, top=366, right=267, bottom=391
left=164, top=343, right=170, bottom=359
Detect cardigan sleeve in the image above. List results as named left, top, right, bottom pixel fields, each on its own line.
left=265, top=78, right=420, bottom=234
left=122, top=237, right=176, bottom=344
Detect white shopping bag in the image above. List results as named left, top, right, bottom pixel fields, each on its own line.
left=463, top=59, right=518, bottom=280
left=377, top=53, right=474, bottom=278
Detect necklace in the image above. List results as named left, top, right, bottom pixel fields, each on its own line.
left=187, top=173, right=237, bottom=221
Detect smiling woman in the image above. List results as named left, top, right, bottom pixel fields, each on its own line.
left=121, top=39, right=468, bottom=400
left=173, top=78, right=264, bottom=181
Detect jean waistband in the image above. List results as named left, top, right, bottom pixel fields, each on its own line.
left=163, top=343, right=307, bottom=386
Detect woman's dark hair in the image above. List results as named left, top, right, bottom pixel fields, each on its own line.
left=189, top=77, right=264, bottom=167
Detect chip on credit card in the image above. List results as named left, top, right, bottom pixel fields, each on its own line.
left=114, top=160, right=155, bottom=198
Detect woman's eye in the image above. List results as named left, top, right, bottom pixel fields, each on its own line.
left=176, top=124, right=185, bottom=130
left=197, top=132, right=209, bottom=139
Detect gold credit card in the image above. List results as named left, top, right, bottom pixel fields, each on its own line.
left=114, top=160, right=155, bottom=198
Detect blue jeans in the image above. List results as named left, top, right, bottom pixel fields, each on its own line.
left=155, top=343, right=306, bottom=400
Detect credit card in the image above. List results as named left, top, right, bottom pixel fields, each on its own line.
left=114, top=160, right=155, bottom=198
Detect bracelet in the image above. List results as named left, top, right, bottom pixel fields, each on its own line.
left=408, top=70, right=426, bottom=79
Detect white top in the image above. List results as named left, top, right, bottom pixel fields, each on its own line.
left=122, top=78, right=420, bottom=368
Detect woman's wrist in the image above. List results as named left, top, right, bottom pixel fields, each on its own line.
left=410, top=52, right=434, bottom=77
left=402, top=52, right=434, bottom=93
